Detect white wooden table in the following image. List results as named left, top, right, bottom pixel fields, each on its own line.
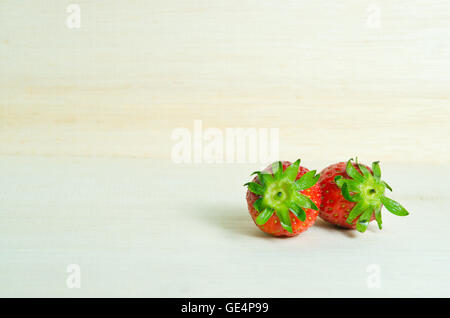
left=0, top=156, right=448, bottom=297
left=1, top=0, right=449, bottom=297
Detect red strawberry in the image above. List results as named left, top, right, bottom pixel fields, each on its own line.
left=245, top=159, right=321, bottom=237
left=318, top=159, right=409, bottom=232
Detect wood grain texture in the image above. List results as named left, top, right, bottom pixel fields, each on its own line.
left=1, top=1, right=449, bottom=297
left=0, top=156, right=449, bottom=297
left=0, top=1, right=449, bottom=163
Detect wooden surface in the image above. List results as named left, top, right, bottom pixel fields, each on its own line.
left=0, top=0, right=449, bottom=163
left=0, top=1, right=449, bottom=297
left=0, top=156, right=449, bottom=297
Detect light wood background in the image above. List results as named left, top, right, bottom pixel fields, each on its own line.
left=0, top=1, right=450, bottom=298
left=1, top=0, right=449, bottom=164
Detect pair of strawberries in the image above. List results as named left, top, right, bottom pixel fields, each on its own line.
left=245, top=159, right=409, bottom=236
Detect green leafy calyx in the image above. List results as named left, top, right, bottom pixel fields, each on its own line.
left=335, top=159, right=409, bottom=233
left=245, top=160, right=319, bottom=233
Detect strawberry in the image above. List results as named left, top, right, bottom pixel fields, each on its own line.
left=318, top=159, right=409, bottom=232
left=245, top=159, right=321, bottom=237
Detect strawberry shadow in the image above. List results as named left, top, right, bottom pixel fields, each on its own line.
left=313, top=218, right=359, bottom=238
left=193, top=203, right=367, bottom=239
left=194, top=203, right=272, bottom=239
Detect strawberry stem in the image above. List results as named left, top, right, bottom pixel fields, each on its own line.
left=245, top=159, right=320, bottom=233
left=335, top=159, right=409, bottom=232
